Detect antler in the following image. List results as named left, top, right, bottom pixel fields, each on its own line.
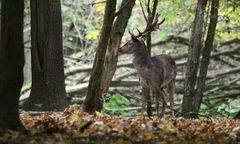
left=129, top=14, right=165, bottom=40
left=128, top=30, right=137, bottom=40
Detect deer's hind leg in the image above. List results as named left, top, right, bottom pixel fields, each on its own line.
left=156, top=88, right=167, bottom=118
left=167, top=79, right=175, bottom=117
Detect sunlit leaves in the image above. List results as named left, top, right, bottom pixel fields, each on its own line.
left=216, top=1, right=240, bottom=40
left=61, top=1, right=102, bottom=55
left=93, top=0, right=105, bottom=20
left=85, top=30, right=100, bottom=40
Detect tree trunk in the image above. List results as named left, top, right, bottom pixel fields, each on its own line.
left=0, top=0, right=25, bottom=131
left=182, top=0, right=207, bottom=115
left=145, top=0, right=159, bottom=117
left=23, top=0, right=68, bottom=111
left=83, top=0, right=116, bottom=113
left=101, top=0, right=135, bottom=93
left=194, top=0, right=219, bottom=112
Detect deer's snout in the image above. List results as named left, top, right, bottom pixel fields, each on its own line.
left=118, top=47, right=123, bottom=53
left=118, top=48, right=121, bottom=52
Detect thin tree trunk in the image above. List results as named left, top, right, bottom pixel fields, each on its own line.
left=24, top=0, right=68, bottom=111
left=182, top=0, right=207, bottom=115
left=83, top=0, right=116, bottom=113
left=194, top=0, right=219, bottom=112
left=145, top=0, right=158, bottom=117
left=0, top=0, right=25, bottom=130
left=101, top=0, right=135, bottom=94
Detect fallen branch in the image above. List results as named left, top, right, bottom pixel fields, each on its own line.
left=204, top=77, right=240, bottom=95
left=64, top=61, right=133, bottom=77
left=213, top=66, right=240, bottom=78
left=64, top=46, right=240, bottom=77
left=152, top=35, right=190, bottom=47
left=208, top=90, right=240, bottom=104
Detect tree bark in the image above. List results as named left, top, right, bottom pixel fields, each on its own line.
left=145, top=0, right=159, bottom=117
left=23, top=0, right=68, bottom=111
left=83, top=0, right=116, bottom=113
left=194, top=0, right=219, bottom=112
left=101, top=0, right=135, bottom=94
left=182, top=0, right=207, bottom=115
left=0, top=0, right=25, bottom=131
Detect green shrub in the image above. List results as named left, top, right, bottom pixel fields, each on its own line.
left=102, top=94, right=131, bottom=116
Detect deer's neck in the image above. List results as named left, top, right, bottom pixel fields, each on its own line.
left=132, top=45, right=152, bottom=68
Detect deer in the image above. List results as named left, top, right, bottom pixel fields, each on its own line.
left=118, top=17, right=177, bottom=118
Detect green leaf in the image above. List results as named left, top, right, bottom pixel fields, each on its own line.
left=159, top=31, right=166, bottom=39
left=102, top=93, right=130, bottom=116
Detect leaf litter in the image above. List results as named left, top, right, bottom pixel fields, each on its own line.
left=0, top=108, right=239, bottom=143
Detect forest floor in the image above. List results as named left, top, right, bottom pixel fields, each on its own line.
left=0, top=108, right=240, bottom=144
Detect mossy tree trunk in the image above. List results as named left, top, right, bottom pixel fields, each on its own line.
left=182, top=0, right=220, bottom=116
left=83, top=0, right=117, bottom=113
left=23, top=0, right=68, bottom=111
left=194, top=0, right=219, bottom=112
left=182, top=0, right=207, bottom=116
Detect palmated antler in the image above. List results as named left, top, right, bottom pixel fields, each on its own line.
left=129, top=14, right=165, bottom=40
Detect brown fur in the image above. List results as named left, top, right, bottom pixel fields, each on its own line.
left=119, top=38, right=177, bottom=118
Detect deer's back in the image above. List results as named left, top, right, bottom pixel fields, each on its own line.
left=136, top=54, right=177, bottom=89
left=152, top=54, right=177, bottom=85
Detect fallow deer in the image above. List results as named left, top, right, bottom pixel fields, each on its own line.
left=118, top=17, right=177, bottom=118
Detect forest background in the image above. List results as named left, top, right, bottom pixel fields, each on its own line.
left=0, top=0, right=240, bottom=143
left=21, top=0, right=240, bottom=117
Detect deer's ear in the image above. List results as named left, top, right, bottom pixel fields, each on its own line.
left=131, top=36, right=139, bottom=43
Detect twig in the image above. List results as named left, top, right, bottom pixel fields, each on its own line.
left=139, top=0, right=148, bottom=22
left=179, top=111, right=211, bottom=119
left=80, top=121, right=94, bottom=132
left=73, top=22, right=84, bottom=40
left=89, top=1, right=106, bottom=6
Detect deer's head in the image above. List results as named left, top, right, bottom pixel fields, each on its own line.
left=118, top=33, right=145, bottom=54
left=118, top=16, right=165, bottom=54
